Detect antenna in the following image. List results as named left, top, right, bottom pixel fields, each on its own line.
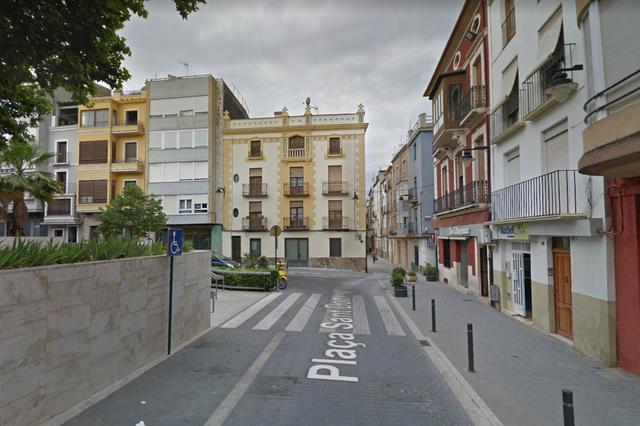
left=178, top=60, right=189, bottom=76
left=303, top=97, right=319, bottom=114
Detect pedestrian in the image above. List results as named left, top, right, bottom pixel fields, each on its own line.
left=372, top=248, right=377, bottom=263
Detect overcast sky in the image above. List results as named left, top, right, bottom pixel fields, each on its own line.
left=121, top=0, right=463, bottom=188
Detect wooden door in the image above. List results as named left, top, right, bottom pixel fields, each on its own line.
left=553, top=250, right=573, bottom=339
left=479, top=247, right=489, bottom=297
left=232, top=236, right=241, bottom=263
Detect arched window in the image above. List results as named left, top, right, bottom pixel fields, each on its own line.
left=288, top=135, right=305, bottom=150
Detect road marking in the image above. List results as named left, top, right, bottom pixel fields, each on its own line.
left=253, top=293, right=301, bottom=330
left=204, top=332, right=285, bottom=426
left=373, top=295, right=406, bottom=336
left=285, top=293, right=321, bottom=332
left=352, top=295, right=371, bottom=335
left=384, top=291, right=503, bottom=426
left=220, top=292, right=281, bottom=329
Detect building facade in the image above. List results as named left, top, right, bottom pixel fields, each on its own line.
left=388, top=143, right=410, bottom=267
left=426, top=0, right=492, bottom=298
left=221, top=105, right=368, bottom=271
left=487, top=0, right=614, bottom=364
left=575, top=0, right=640, bottom=375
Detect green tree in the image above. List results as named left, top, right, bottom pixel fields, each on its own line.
left=0, top=142, right=63, bottom=235
left=0, top=0, right=206, bottom=148
left=97, top=185, right=167, bottom=239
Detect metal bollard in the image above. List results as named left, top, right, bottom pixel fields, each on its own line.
left=431, top=299, right=436, bottom=332
left=412, top=284, right=416, bottom=311
left=467, top=323, right=475, bottom=372
left=562, top=389, right=575, bottom=426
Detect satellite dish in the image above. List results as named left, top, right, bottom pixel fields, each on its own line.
left=305, top=97, right=311, bottom=106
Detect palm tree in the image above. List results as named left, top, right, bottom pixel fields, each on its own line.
left=0, top=142, right=63, bottom=236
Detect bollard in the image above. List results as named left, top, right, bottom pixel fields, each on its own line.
left=412, top=284, right=416, bottom=311
left=562, top=389, right=575, bottom=426
left=467, top=323, right=475, bottom=372
left=431, top=299, right=436, bottom=332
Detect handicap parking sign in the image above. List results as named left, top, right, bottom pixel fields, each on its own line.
left=167, top=229, right=183, bottom=256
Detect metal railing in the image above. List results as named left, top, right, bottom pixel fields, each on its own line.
left=46, top=198, right=72, bottom=216
left=283, top=217, right=309, bottom=230
left=242, top=183, right=268, bottom=197
left=460, top=85, right=487, bottom=119
left=434, top=180, right=489, bottom=214
left=520, top=46, right=567, bottom=118
left=584, top=68, right=640, bottom=124
left=396, top=224, right=409, bottom=235
left=491, top=170, right=578, bottom=221
left=242, top=216, right=268, bottom=231
left=284, top=182, right=309, bottom=196
left=78, top=195, right=107, bottom=204
left=323, top=216, right=349, bottom=230
left=112, top=157, right=144, bottom=165
left=502, top=7, right=516, bottom=48
left=322, top=181, right=348, bottom=195
left=490, top=91, right=521, bottom=141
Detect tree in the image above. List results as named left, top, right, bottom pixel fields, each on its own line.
left=96, top=185, right=167, bottom=239
left=0, top=142, right=63, bottom=235
left=0, top=0, right=206, bottom=148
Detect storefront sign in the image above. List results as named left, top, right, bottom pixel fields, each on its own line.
left=449, top=227, right=470, bottom=237
left=497, top=224, right=528, bottom=240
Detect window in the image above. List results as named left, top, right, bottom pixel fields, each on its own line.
left=55, top=141, right=67, bottom=163
left=290, top=201, right=303, bottom=224
left=448, top=84, right=462, bottom=122
left=442, top=165, right=449, bottom=195
left=178, top=199, right=193, bottom=214
left=111, top=181, right=116, bottom=201
left=164, top=131, right=177, bottom=149
left=329, top=238, right=342, bottom=257
left=164, top=99, right=178, bottom=116
left=327, top=165, right=342, bottom=193
left=58, top=106, right=78, bottom=126
left=194, top=162, right=208, bottom=180
left=79, top=140, right=108, bottom=164
left=56, top=171, right=67, bottom=193
left=290, top=167, right=304, bottom=194
left=329, top=137, right=341, bottom=154
left=124, top=180, right=137, bottom=188
left=328, top=200, right=343, bottom=228
left=125, top=110, right=138, bottom=125
left=179, top=97, right=194, bottom=116
left=149, top=164, right=163, bottom=182
left=150, top=132, right=162, bottom=149
left=194, top=202, right=208, bottom=213
left=505, top=148, right=521, bottom=185
left=249, top=168, right=262, bottom=195
left=195, top=129, right=208, bottom=147
left=53, top=228, right=64, bottom=238
left=125, top=142, right=137, bottom=162
left=179, top=130, right=193, bottom=148
left=443, top=239, right=451, bottom=267
left=503, top=0, right=516, bottom=47
left=250, top=238, right=262, bottom=256
left=412, top=143, right=417, bottom=161
left=194, top=96, right=208, bottom=114
left=233, top=208, right=239, bottom=217
left=78, top=180, right=108, bottom=204
left=288, top=135, right=305, bottom=150
left=179, top=162, right=194, bottom=180
left=89, top=226, right=99, bottom=241
left=543, top=120, right=569, bottom=172
left=31, top=219, right=41, bottom=237
left=250, top=140, right=262, bottom=158
left=81, top=109, right=108, bottom=127
left=249, top=201, right=262, bottom=222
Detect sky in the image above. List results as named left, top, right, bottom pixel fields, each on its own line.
left=120, top=0, right=463, bottom=188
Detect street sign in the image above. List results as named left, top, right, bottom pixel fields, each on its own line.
left=270, top=225, right=282, bottom=237
left=167, top=229, right=183, bottom=257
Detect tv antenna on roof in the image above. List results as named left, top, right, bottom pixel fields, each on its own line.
left=304, top=97, right=319, bottom=114
left=179, top=60, right=189, bottom=77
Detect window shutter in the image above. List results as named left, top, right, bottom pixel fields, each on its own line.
left=329, top=200, right=342, bottom=212
left=328, top=165, right=342, bottom=182
left=79, top=181, right=92, bottom=198
left=179, top=162, right=194, bottom=180
left=543, top=121, right=569, bottom=172
left=125, top=142, right=137, bottom=159
left=149, top=132, right=162, bottom=149
left=249, top=168, right=262, bottom=177
left=195, top=129, right=208, bottom=147
left=94, top=180, right=108, bottom=203
left=79, top=142, right=93, bottom=164
left=94, top=141, right=108, bottom=163
left=249, top=201, right=262, bottom=213
left=194, top=162, right=208, bottom=180
left=290, top=167, right=303, bottom=178
left=179, top=130, right=193, bottom=148
left=194, top=96, right=208, bottom=113
left=164, top=131, right=177, bottom=149
left=506, top=149, right=521, bottom=185
left=164, top=163, right=178, bottom=181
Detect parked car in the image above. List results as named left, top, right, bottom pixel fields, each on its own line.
left=211, top=255, right=241, bottom=269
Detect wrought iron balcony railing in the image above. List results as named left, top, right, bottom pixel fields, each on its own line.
left=407, top=188, right=418, bottom=203
left=490, top=91, right=521, bottom=142
left=460, top=85, right=487, bottom=120
left=242, top=216, right=268, bottom=231
left=434, top=180, right=490, bottom=214
left=584, top=68, right=640, bottom=125
left=491, top=170, right=578, bottom=222
left=323, top=216, right=349, bottom=230
left=242, top=183, right=268, bottom=197
left=284, top=182, right=309, bottom=196
left=283, top=216, right=309, bottom=231
left=322, top=181, right=348, bottom=195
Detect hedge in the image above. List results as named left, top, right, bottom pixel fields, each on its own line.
left=212, top=268, right=278, bottom=291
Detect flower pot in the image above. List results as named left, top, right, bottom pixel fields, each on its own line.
left=394, top=286, right=408, bottom=297
left=407, top=275, right=417, bottom=282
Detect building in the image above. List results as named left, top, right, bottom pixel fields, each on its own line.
left=368, top=170, right=386, bottom=258
left=425, top=0, right=492, bottom=298
left=576, top=0, right=640, bottom=375
left=388, top=142, right=410, bottom=267
left=220, top=104, right=368, bottom=271
left=147, top=75, right=248, bottom=250
left=487, top=0, right=614, bottom=364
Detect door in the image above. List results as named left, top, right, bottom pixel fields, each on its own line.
left=285, top=238, right=309, bottom=266
left=459, top=241, right=468, bottom=287
left=554, top=250, right=573, bottom=339
left=479, top=247, right=489, bottom=297
left=512, top=252, right=526, bottom=316
left=231, top=236, right=241, bottom=263
left=67, top=226, right=77, bottom=243
left=414, top=245, right=419, bottom=270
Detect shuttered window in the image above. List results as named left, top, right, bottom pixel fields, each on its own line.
left=79, top=141, right=108, bottom=164
left=505, top=148, right=521, bottom=186
left=194, top=162, right=208, bottom=180
left=195, top=129, right=208, bottom=147
left=543, top=121, right=569, bottom=172
left=78, top=180, right=107, bottom=204
left=288, top=136, right=304, bottom=149
left=125, top=142, right=137, bottom=161
left=250, top=140, right=261, bottom=157
left=329, top=238, right=342, bottom=257
left=249, top=201, right=262, bottom=214
left=329, top=137, right=341, bottom=154
left=328, top=165, right=342, bottom=182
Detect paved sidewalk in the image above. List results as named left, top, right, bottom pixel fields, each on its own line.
left=370, top=258, right=640, bottom=425
left=211, top=288, right=270, bottom=328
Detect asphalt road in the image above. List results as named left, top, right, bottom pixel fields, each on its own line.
left=65, top=270, right=473, bottom=425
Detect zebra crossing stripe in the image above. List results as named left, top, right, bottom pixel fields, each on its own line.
left=220, top=292, right=282, bottom=329
left=352, top=295, right=371, bottom=335
left=253, top=293, right=302, bottom=330
left=285, top=293, right=322, bottom=332
left=373, top=295, right=406, bottom=336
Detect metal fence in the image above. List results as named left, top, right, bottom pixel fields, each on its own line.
left=434, top=180, right=489, bottom=214
left=242, top=216, right=268, bottom=231
left=284, top=182, right=309, bottom=196
left=322, top=216, right=349, bottom=230
left=283, top=217, right=309, bottom=230
left=242, top=183, right=268, bottom=197
left=322, top=181, right=348, bottom=195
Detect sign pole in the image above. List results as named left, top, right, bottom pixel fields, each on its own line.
left=168, top=255, right=174, bottom=355
left=166, top=228, right=183, bottom=356
left=275, top=235, right=278, bottom=265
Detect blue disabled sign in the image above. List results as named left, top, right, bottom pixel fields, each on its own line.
left=167, top=229, right=183, bottom=256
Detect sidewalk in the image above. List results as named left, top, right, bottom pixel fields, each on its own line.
left=372, top=258, right=640, bottom=425
left=210, top=288, right=270, bottom=328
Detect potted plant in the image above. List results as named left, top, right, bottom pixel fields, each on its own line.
left=425, top=263, right=437, bottom=281
left=391, top=267, right=408, bottom=297
left=406, top=270, right=417, bottom=282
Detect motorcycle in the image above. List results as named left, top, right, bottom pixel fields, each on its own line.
left=276, top=260, right=288, bottom=290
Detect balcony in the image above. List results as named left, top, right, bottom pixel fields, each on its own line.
left=322, top=181, right=348, bottom=195
left=242, top=183, right=268, bottom=197
left=44, top=197, right=81, bottom=224
left=111, top=121, right=144, bottom=136
left=502, top=7, right=516, bottom=48
left=24, top=197, right=44, bottom=213
left=111, top=158, right=144, bottom=173
left=46, top=198, right=72, bottom=216
left=283, top=217, right=308, bottom=231
left=580, top=68, right=640, bottom=177
left=434, top=180, right=490, bottom=215
left=490, top=92, right=524, bottom=144
left=407, top=188, right=418, bottom=203
left=242, top=216, right=268, bottom=231
left=323, top=216, right=349, bottom=230
left=396, top=224, right=408, bottom=236
left=284, top=182, right=309, bottom=197
left=491, top=170, right=580, bottom=222
left=460, top=85, right=487, bottom=127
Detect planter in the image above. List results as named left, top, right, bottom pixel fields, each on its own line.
left=394, top=286, right=408, bottom=297
left=407, top=274, right=417, bottom=282
left=426, top=275, right=437, bottom=282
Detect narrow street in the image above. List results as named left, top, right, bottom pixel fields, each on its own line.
left=64, top=267, right=475, bottom=425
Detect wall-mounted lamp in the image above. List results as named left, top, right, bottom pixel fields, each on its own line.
left=460, top=145, right=489, bottom=167
left=546, top=64, right=584, bottom=103
left=352, top=192, right=359, bottom=201
left=216, top=187, right=225, bottom=194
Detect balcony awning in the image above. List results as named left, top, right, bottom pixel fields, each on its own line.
left=534, top=8, right=563, bottom=72
left=494, top=59, right=519, bottom=110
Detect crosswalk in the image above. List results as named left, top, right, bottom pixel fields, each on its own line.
left=220, top=292, right=406, bottom=337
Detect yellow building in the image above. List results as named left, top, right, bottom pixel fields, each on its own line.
left=221, top=104, right=368, bottom=271
left=75, top=89, right=147, bottom=239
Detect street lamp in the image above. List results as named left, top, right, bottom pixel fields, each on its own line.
left=546, top=64, right=584, bottom=103
left=460, top=145, right=489, bottom=167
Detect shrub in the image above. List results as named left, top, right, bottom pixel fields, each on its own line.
left=213, top=268, right=278, bottom=291
left=407, top=270, right=416, bottom=277
left=424, top=263, right=437, bottom=277
left=390, top=273, right=405, bottom=288
left=258, top=256, right=269, bottom=269
left=391, top=267, right=406, bottom=277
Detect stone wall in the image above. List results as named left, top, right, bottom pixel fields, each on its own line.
left=0, top=251, right=210, bottom=426
left=309, top=257, right=366, bottom=272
